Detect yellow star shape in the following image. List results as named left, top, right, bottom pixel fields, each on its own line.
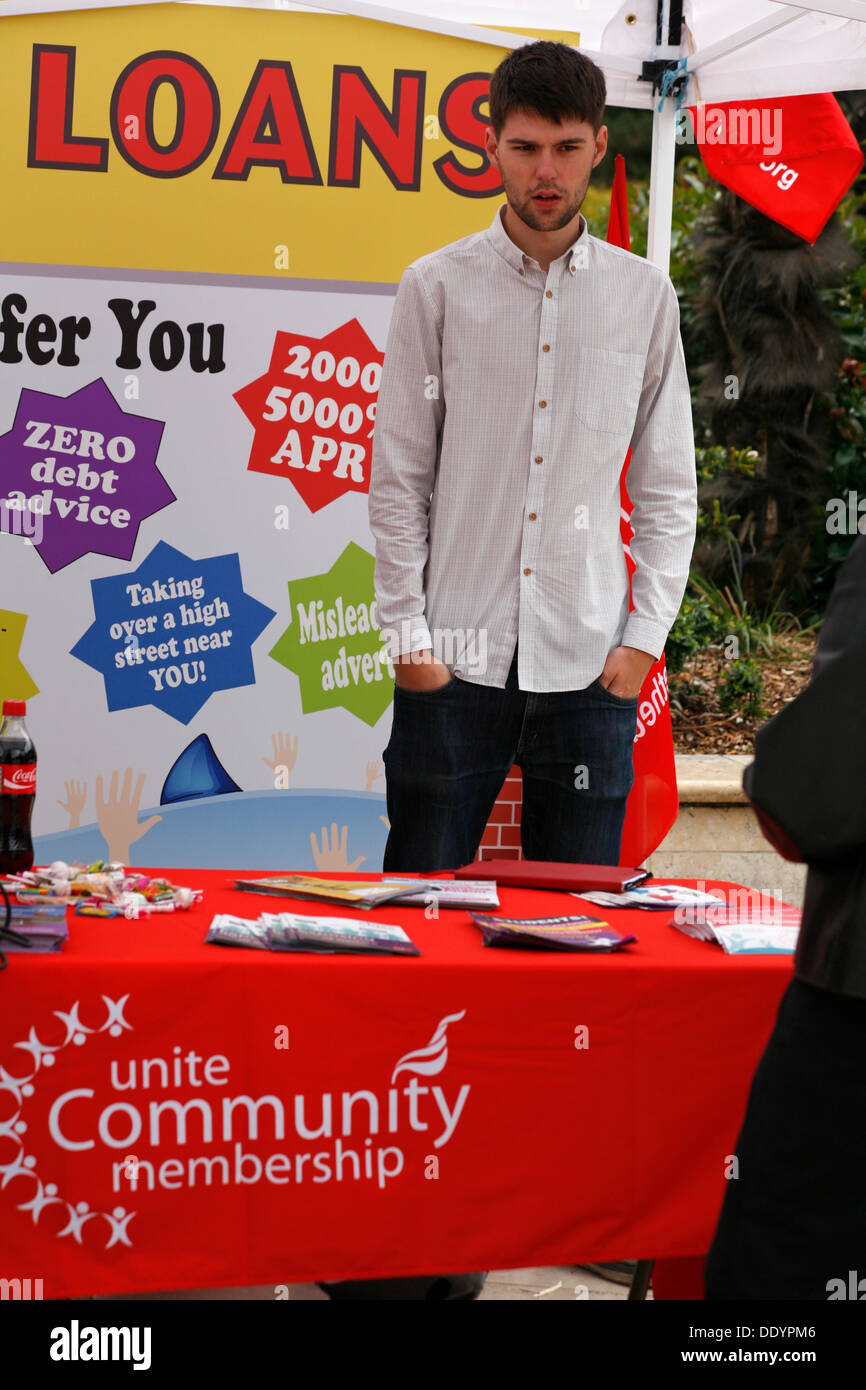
left=0, top=609, right=38, bottom=704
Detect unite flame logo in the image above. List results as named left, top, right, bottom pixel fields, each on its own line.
left=390, top=1010, right=466, bottom=1083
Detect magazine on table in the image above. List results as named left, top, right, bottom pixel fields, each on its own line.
left=232, top=874, right=419, bottom=909
left=380, top=877, right=501, bottom=909
left=469, top=911, right=637, bottom=952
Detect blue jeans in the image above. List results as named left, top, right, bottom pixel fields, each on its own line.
left=382, top=647, right=639, bottom=872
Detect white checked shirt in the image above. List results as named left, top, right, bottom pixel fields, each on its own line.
left=368, top=203, right=697, bottom=692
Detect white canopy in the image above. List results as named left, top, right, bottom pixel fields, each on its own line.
left=5, top=1, right=864, bottom=106
left=253, top=0, right=866, bottom=108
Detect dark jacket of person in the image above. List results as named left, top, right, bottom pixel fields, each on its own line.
left=742, top=532, right=866, bottom=1000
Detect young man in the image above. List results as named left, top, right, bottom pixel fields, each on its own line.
left=369, top=40, right=697, bottom=879
left=340, top=44, right=694, bottom=1300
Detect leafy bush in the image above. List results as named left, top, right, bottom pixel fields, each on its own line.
left=665, top=593, right=724, bottom=674
left=718, top=658, right=766, bottom=718
left=809, top=200, right=866, bottom=610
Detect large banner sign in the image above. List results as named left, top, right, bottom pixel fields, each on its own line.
left=0, top=4, right=573, bottom=869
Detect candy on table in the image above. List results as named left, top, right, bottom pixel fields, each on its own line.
left=75, top=899, right=123, bottom=917
left=7, top=862, right=203, bottom=914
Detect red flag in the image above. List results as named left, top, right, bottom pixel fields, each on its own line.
left=607, top=154, right=680, bottom=865
left=606, top=152, right=631, bottom=251
left=690, top=94, right=863, bottom=244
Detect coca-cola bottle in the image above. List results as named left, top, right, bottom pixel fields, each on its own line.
left=0, top=699, right=37, bottom=875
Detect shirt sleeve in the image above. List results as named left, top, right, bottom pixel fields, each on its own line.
left=368, top=266, right=445, bottom=660
left=620, top=275, right=697, bottom=660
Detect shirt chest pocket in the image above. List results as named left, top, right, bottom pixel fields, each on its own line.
left=574, top=347, right=646, bottom=436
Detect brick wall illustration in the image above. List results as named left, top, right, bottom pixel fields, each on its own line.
left=476, top=766, right=524, bottom=861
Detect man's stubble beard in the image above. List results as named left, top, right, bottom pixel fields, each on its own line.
left=501, top=171, right=589, bottom=234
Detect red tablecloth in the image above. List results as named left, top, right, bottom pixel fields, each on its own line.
left=0, top=869, right=792, bottom=1297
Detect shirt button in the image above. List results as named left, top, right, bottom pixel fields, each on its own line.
left=528, top=512, right=537, bottom=520
left=519, top=268, right=525, bottom=275
left=538, top=400, right=547, bottom=408
left=542, top=344, right=550, bottom=352
left=545, top=290, right=553, bottom=298
left=523, top=567, right=532, bottom=575
left=534, top=455, right=543, bottom=463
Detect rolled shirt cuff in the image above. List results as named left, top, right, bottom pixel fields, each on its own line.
left=620, top=615, right=671, bottom=663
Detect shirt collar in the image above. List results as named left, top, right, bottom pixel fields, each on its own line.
left=487, top=201, right=587, bottom=276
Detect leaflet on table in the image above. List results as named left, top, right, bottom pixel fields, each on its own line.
left=379, top=878, right=500, bottom=908
left=0, top=902, right=69, bottom=953
left=206, top=912, right=420, bottom=955
left=232, top=875, right=423, bottom=909
left=576, top=885, right=727, bottom=910
left=713, top=926, right=799, bottom=954
left=469, top=911, right=636, bottom=952
left=205, top=915, right=271, bottom=949
left=670, top=901, right=801, bottom=954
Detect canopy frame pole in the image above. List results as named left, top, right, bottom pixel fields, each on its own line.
left=644, top=0, right=681, bottom=272
left=647, top=96, right=678, bottom=271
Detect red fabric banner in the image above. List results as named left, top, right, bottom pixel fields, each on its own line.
left=607, top=155, right=681, bottom=866
left=691, top=94, right=863, bottom=244
left=0, top=868, right=791, bottom=1296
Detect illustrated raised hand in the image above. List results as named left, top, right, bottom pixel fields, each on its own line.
left=309, top=822, right=365, bottom=871
left=57, top=778, right=87, bottom=829
left=262, top=732, right=299, bottom=787
left=365, top=759, right=383, bottom=791
left=95, top=768, right=161, bottom=864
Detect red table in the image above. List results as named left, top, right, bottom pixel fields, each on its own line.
left=0, top=869, right=792, bottom=1298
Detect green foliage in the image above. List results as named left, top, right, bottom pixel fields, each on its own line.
left=828, top=202, right=866, bottom=360
left=810, top=197, right=866, bottom=608
left=593, top=108, right=654, bottom=185
left=694, top=444, right=757, bottom=546
left=667, top=533, right=819, bottom=711
left=695, top=445, right=757, bottom=484
left=718, top=657, right=766, bottom=718
left=665, top=590, right=724, bottom=674
left=690, top=558, right=819, bottom=651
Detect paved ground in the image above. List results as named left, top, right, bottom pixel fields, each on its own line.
left=98, top=1266, right=652, bottom=1301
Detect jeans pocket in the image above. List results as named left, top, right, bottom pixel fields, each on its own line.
left=592, top=677, right=639, bottom=706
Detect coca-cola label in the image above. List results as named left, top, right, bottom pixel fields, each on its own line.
left=1, top=763, right=36, bottom=794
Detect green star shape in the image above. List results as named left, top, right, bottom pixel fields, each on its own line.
left=269, top=542, right=394, bottom=727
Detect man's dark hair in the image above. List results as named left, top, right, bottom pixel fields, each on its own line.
left=488, top=41, right=606, bottom=136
